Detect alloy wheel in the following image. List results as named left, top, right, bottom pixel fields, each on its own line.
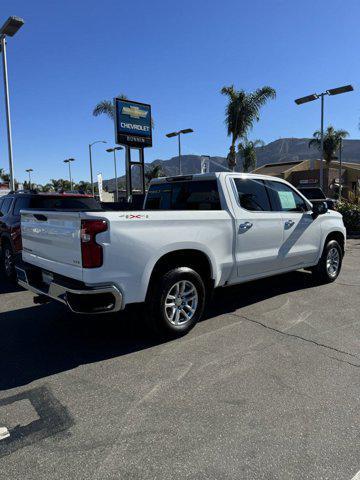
left=326, top=247, right=340, bottom=278
left=164, top=280, right=198, bottom=326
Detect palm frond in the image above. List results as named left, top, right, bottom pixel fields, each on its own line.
left=93, top=100, right=115, bottom=120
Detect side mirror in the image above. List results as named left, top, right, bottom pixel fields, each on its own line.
left=312, top=200, right=328, bottom=218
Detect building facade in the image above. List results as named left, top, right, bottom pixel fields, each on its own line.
left=253, top=159, right=360, bottom=200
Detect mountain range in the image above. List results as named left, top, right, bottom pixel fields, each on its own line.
left=102, top=137, right=360, bottom=191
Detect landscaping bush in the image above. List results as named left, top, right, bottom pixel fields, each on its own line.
left=337, top=201, right=360, bottom=234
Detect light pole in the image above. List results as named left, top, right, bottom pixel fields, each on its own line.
left=63, top=158, right=75, bottom=190
left=166, top=128, right=193, bottom=175
left=338, top=137, right=343, bottom=200
left=295, top=84, right=353, bottom=191
left=106, top=147, right=123, bottom=201
left=25, top=168, right=33, bottom=189
left=89, top=140, right=106, bottom=196
left=0, top=16, right=25, bottom=191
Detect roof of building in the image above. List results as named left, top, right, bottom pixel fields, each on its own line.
left=252, top=160, right=304, bottom=175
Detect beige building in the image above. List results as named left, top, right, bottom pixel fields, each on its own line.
left=253, top=159, right=360, bottom=200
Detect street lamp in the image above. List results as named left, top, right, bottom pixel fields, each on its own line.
left=25, top=168, right=33, bottom=189
left=166, top=128, right=193, bottom=175
left=0, top=16, right=25, bottom=191
left=106, top=147, right=123, bottom=201
left=63, top=158, right=75, bottom=190
left=89, top=140, right=107, bottom=196
left=295, top=84, right=353, bottom=190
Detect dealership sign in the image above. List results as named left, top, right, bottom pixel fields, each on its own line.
left=114, top=98, right=152, bottom=148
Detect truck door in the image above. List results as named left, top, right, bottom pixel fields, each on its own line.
left=229, top=177, right=284, bottom=279
left=264, top=180, right=321, bottom=268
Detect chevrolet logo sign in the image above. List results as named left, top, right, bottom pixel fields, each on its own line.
left=122, top=106, right=148, bottom=119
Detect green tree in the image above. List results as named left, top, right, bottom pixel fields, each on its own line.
left=237, top=139, right=265, bottom=172
left=41, top=183, right=55, bottom=192
left=221, top=85, right=276, bottom=170
left=50, top=178, right=72, bottom=191
left=145, top=165, right=164, bottom=184
left=309, top=125, right=349, bottom=165
left=75, top=180, right=92, bottom=193
left=0, top=168, right=10, bottom=182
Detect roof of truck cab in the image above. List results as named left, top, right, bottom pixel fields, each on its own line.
left=150, top=172, right=290, bottom=184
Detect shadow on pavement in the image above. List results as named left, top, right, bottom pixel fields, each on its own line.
left=206, top=269, right=315, bottom=319
left=0, top=270, right=315, bottom=390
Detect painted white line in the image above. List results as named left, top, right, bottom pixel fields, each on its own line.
left=351, top=470, right=360, bottom=480
left=0, top=427, right=10, bottom=441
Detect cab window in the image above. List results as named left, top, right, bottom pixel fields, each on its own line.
left=265, top=181, right=309, bottom=212
left=145, top=180, right=221, bottom=210
left=234, top=178, right=271, bottom=211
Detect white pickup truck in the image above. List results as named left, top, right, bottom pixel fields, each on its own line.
left=17, top=172, right=346, bottom=336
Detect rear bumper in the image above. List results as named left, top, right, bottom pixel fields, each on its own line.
left=16, top=263, right=123, bottom=314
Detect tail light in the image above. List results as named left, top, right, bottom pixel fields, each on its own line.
left=80, top=219, right=108, bottom=268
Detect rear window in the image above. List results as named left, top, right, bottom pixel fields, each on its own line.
left=298, top=187, right=326, bottom=200
left=14, top=195, right=101, bottom=213
left=145, top=180, right=221, bottom=210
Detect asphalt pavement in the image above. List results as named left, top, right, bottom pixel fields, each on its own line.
left=1, top=240, right=360, bottom=480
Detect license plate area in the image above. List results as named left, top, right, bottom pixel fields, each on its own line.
left=42, top=271, right=54, bottom=285
left=16, top=267, right=28, bottom=283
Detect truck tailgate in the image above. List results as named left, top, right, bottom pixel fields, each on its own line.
left=21, top=210, right=83, bottom=281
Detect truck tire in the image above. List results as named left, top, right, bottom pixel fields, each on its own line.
left=146, top=267, right=206, bottom=337
left=312, top=239, right=342, bottom=283
left=0, top=240, right=16, bottom=282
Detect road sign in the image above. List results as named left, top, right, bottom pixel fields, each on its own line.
left=114, top=98, right=152, bottom=148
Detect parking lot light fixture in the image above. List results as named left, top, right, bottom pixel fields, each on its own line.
left=25, top=168, right=33, bottom=188
left=63, top=158, right=75, bottom=190
left=294, top=94, right=318, bottom=105
left=294, top=85, right=354, bottom=190
left=0, top=16, right=24, bottom=36
left=89, top=140, right=107, bottom=196
left=166, top=128, right=194, bottom=175
left=0, top=16, right=25, bottom=192
left=327, top=85, right=353, bottom=96
left=106, top=147, right=123, bottom=201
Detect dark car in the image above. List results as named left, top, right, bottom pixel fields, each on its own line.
left=0, top=191, right=101, bottom=281
left=297, top=186, right=337, bottom=210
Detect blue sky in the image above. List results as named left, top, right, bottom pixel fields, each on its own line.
left=0, top=0, right=359, bottom=185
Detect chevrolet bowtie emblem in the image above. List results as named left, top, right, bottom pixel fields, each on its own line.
left=122, top=106, right=148, bottom=119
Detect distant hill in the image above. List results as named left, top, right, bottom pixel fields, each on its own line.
left=102, top=138, right=360, bottom=190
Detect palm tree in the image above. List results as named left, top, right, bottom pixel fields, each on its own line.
left=145, top=165, right=164, bottom=184
left=309, top=125, right=349, bottom=165
left=50, top=178, right=71, bottom=191
left=221, top=85, right=276, bottom=170
left=76, top=180, right=92, bottom=193
left=93, top=93, right=128, bottom=120
left=238, top=139, right=265, bottom=172
left=41, top=183, right=54, bottom=192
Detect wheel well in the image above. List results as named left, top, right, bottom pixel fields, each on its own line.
left=324, top=231, right=345, bottom=254
left=148, top=249, right=214, bottom=290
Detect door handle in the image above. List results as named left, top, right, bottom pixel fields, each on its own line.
left=284, top=219, right=295, bottom=228
left=239, top=222, right=253, bottom=231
